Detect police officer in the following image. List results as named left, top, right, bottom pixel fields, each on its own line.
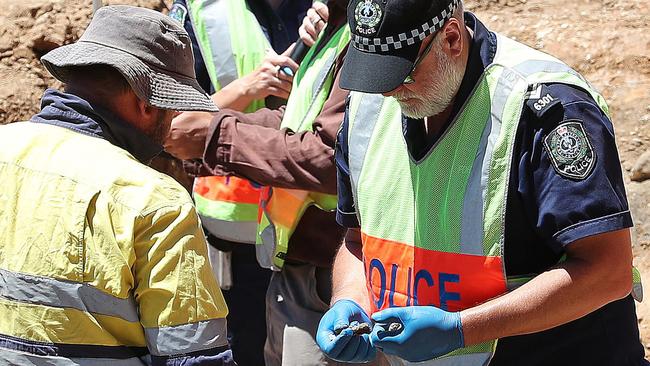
left=317, top=0, right=647, bottom=365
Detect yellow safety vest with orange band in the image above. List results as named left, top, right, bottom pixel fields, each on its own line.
left=188, top=0, right=269, bottom=243
left=346, top=33, right=642, bottom=365
left=256, top=26, right=351, bottom=270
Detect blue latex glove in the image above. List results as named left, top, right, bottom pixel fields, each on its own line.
left=316, top=299, right=377, bottom=363
left=370, top=306, right=464, bottom=362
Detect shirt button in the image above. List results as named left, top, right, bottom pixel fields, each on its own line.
left=278, top=24, right=284, bottom=31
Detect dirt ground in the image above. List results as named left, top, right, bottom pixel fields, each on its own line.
left=1, top=0, right=649, bottom=353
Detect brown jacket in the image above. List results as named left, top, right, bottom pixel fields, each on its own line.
left=199, top=10, right=349, bottom=268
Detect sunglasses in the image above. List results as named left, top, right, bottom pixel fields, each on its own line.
left=403, top=35, right=436, bottom=85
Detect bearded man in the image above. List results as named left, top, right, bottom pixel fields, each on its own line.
left=316, top=0, right=647, bottom=365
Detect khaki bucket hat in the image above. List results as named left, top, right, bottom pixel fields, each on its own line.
left=41, top=5, right=218, bottom=112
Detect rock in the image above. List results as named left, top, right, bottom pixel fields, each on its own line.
left=29, top=13, right=70, bottom=54
left=12, top=47, right=32, bottom=60
left=0, top=29, right=14, bottom=53
left=631, top=150, right=650, bottom=182
left=14, top=17, right=35, bottom=28
left=32, top=2, right=54, bottom=18
left=333, top=321, right=372, bottom=336
left=623, top=161, right=633, bottom=172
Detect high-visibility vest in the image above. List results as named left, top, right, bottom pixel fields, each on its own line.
left=347, top=33, right=643, bottom=365
left=188, top=0, right=269, bottom=243
left=0, top=122, right=229, bottom=363
left=256, top=26, right=351, bottom=270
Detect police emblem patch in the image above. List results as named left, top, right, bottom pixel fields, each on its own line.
left=543, top=120, right=596, bottom=180
left=355, top=0, right=382, bottom=35
left=169, top=3, right=188, bottom=25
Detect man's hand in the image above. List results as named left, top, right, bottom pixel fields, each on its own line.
left=240, top=47, right=298, bottom=100
left=316, top=299, right=377, bottom=363
left=299, top=2, right=329, bottom=46
left=370, top=306, right=464, bottom=362
left=164, top=111, right=212, bottom=160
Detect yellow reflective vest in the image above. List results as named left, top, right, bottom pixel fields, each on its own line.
left=256, top=25, right=350, bottom=270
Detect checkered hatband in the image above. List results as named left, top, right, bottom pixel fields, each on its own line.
left=352, top=0, right=461, bottom=53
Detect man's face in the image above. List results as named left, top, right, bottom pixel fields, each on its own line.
left=383, top=32, right=465, bottom=119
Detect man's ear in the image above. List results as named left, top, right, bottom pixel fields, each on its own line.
left=136, top=98, right=157, bottom=123
left=441, top=18, right=464, bottom=58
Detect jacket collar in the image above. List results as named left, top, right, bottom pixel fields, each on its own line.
left=30, top=89, right=163, bottom=163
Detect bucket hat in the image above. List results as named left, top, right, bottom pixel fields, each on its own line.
left=41, top=5, right=217, bottom=112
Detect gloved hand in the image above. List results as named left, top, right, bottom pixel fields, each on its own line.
left=316, top=299, right=377, bottom=363
left=370, top=306, right=464, bottom=362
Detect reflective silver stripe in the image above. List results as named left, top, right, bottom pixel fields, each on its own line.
left=207, top=245, right=233, bottom=290
left=190, top=0, right=238, bottom=88
left=513, top=59, right=584, bottom=81
left=348, top=94, right=385, bottom=219
left=459, top=113, right=492, bottom=256
left=383, top=352, right=492, bottom=366
left=298, top=49, right=339, bottom=130
left=144, top=318, right=228, bottom=356
left=256, top=196, right=281, bottom=271
left=458, top=67, right=517, bottom=256
left=0, top=268, right=139, bottom=322
left=1, top=349, right=147, bottom=366
left=633, top=282, right=643, bottom=302
left=200, top=214, right=257, bottom=244
left=257, top=212, right=279, bottom=271
left=309, top=49, right=338, bottom=105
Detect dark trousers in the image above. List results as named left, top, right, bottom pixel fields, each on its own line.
left=208, top=236, right=271, bottom=366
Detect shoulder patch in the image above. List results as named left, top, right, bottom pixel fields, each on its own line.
left=169, top=3, right=188, bottom=25
left=543, top=120, right=596, bottom=180
left=526, top=84, right=562, bottom=118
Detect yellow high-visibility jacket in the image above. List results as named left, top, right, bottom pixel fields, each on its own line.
left=0, top=119, right=230, bottom=364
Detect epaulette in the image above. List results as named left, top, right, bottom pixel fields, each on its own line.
left=525, top=84, right=562, bottom=119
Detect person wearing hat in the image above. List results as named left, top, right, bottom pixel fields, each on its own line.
left=317, top=0, right=647, bottom=365
left=0, top=6, right=235, bottom=365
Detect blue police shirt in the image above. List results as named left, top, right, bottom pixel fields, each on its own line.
left=170, top=0, right=310, bottom=94
left=336, top=12, right=645, bottom=366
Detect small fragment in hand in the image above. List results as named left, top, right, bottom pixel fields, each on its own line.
left=387, top=322, right=402, bottom=333
left=349, top=322, right=372, bottom=335
left=332, top=321, right=372, bottom=338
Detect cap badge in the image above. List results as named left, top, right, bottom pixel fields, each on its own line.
left=355, top=0, right=382, bottom=35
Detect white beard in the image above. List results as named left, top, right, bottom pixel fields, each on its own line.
left=393, top=43, right=465, bottom=119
